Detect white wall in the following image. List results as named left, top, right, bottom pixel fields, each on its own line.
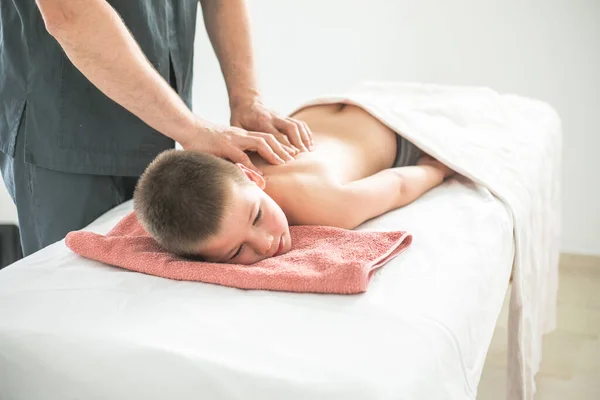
left=193, top=0, right=600, bottom=255
left=0, top=0, right=598, bottom=254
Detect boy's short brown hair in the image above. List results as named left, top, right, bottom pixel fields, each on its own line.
left=133, top=149, right=246, bottom=256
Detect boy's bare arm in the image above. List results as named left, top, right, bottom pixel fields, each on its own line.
left=338, top=165, right=446, bottom=228
left=284, top=157, right=453, bottom=229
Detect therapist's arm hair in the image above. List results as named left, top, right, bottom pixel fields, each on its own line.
left=199, top=0, right=260, bottom=107
left=35, top=0, right=197, bottom=145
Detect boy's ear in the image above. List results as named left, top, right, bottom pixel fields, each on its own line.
left=235, top=163, right=266, bottom=190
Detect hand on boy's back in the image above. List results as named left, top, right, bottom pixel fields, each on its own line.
left=180, top=116, right=298, bottom=175
left=230, top=97, right=313, bottom=154
left=181, top=98, right=314, bottom=175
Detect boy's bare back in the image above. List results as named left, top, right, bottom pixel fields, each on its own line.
left=248, top=103, right=401, bottom=225
left=251, top=103, right=399, bottom=182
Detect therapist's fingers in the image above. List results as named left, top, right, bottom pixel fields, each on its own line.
left=270, top=131, right=300, bottom=157
left=251, top=120, right=299, bottom=156
left=224, top=146, right=264, bottom=175
left=246, top=136, right=289, bottom=166
left=248, top=131, right=294, bottom=162
left=296, top=120, right=312, bottom=147
left=286, top=117, right=312, bottom=150
left=274, top=117, right=308, bottom=152
left=298, top=119, right=314, bottom=148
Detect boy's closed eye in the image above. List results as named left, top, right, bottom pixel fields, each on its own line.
left=229, top=207, right=262, bottom=261
left=253, top=208, right=262, bottom=226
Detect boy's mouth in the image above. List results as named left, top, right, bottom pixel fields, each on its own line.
left=272, top=236, right=284, bottom=257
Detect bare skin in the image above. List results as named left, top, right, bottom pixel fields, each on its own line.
left=198, top=103, right=454, bottom=265
left=253, top=103, right=454, bottom=227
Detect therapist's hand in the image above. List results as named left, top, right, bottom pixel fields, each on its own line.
left=230, top=96, right=313, bottom=153
left=180, top=117, right=295, bottom=175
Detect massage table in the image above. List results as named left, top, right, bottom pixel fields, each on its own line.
left=0, top=82, right=561, bottom=399
left=0, top=175, right=513, bottom=399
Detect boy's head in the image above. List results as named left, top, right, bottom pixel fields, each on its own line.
left=133, top=150, right=291, bottom=264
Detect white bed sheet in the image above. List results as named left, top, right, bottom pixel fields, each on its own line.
left=0, top=176, right=513, bottom=400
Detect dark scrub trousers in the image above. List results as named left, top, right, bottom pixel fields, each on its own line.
left=0, top=0, right=198, bottom=256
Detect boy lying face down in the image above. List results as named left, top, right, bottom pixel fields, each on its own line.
left=133, top=103, right=455, bottom=265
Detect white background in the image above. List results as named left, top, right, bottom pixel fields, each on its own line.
left=1, top=0, right=598, bottom=255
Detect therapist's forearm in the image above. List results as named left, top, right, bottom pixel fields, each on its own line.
left=36, top=0, right=197, bottom=144
left=200, top=0, right=260, bottom=106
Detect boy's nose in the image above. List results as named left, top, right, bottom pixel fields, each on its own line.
left=253, top=234, right=274, bottom=256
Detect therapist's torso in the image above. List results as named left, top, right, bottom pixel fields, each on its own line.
left=0, top=0, right=198, bottom=176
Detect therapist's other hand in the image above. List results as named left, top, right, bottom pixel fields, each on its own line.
left=180, top=118, right=294, bottom=175
left=230, top=97, right=313, bottom=153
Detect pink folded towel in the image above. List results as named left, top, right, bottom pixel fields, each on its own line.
left=65, top=211, right=412, bottom=294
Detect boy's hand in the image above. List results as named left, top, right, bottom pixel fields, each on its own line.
left=417, top=155, right=456, bottom=178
